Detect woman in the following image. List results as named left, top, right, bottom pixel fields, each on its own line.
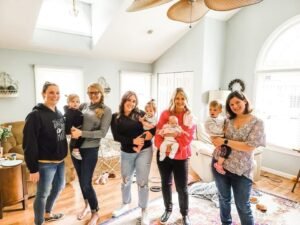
left=211, top=91, right=265, bottom=225
left=110, top=91, right=155, bottom=225
left=155, top=87, right=195, bottom=225
left=71, top=83, right=112, bottom=225
left=23, top=81, right=68, bottom=225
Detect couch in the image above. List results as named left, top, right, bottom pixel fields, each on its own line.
left=190, top=123, right=263, bottom=182
left=1, top=121, right=76, bottom=197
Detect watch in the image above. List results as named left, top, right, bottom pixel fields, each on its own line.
left=224, top=139, right=228, bottom=145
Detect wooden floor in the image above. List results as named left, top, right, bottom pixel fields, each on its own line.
left=1, top=156, right=299, bottom=225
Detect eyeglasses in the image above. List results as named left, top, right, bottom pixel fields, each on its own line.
left=87, top=91, right=100, bottom=95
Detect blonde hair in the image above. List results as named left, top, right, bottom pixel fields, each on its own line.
left=209, top=100, right=222, bottom=110
left=67, top=94, right=80, bottom=104
left=145, top=99, right=156, bottom=113
left=88, top=83, right=105, bottom=118
left=168, top=87, right=191, bottom=113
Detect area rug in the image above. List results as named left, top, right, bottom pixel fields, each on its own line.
left=100, top=190, right=300, bottom=225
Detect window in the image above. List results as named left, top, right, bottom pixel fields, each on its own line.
left=120, top=71, right=152, bottom=110
left=255, top=16, right=300, bottom=150
left=36, top=0, right=92, bottom=37
left=34, top=66, right=84, bottom=113
left=157, top=71, right=194, bottom=116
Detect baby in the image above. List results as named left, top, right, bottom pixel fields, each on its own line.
left=205, top=100, right=231, bottom=174
left=133, top=99, right=157, bottom=153
left=64, top=94, right=84, bottom=160
left=158, top=115, right=188, bottom=161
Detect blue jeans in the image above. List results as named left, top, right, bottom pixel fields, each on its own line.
left=72, top=147, right=99, bottom=212
left=34, top=162, right=65, bottom=225
left=212, top=160, right=254, bottom=225
left=120, top=146, right=153, bottom=209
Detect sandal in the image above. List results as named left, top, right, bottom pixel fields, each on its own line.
left=44, top=213, right=64, bottom=222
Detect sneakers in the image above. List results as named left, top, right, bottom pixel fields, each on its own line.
left=112, top=204, right=129, bottom=218
left=44, top=213, right=64, bottom=222
left=141, top=208, right=150, bottom=225
left=182, top=215, right=191, bottom=225
left=72, top=149, right=82, bottom=160
left=160, top=210, right=172, bottom=224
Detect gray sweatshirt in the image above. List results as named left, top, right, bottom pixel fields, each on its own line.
left=79, top=102, right=112, bottom=148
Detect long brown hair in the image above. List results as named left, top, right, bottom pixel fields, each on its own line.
left=118, top=91, right=140, bottom=119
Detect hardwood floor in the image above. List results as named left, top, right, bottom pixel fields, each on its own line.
left=1, top=156, right=299, bottom=225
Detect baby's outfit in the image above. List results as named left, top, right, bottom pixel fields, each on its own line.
left=159, top=124, right=182, bottom=161
left=205, top=115, right=231, bottom=160
left=143, top=114, right=157, bottom=130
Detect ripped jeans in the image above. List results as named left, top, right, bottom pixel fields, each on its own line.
left=120, top=146, right=153, bottom=209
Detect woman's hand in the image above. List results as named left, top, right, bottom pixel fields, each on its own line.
left=211, top=136, right=224, bottom=147
left=133, top=135, right=145, bottom=146
left=30, top=172, right=40, bottom=183
left=71, top=126, right=82, bottom=139
left=143, top=131, right=153, bottom=140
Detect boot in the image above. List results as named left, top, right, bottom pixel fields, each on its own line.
left=160, top=210, right=172, bottom=224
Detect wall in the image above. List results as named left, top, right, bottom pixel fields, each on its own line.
left=222, top=0, right=300, bottom=176
left=0, top=49, right=151, bottom=123
left=153, top=18, right=226, bottom=121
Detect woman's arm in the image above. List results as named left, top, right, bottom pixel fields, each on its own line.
left=211, top=137, right=255, bottom=152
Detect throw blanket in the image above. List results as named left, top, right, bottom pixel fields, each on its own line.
left=188, top=182, right=219, bottom=207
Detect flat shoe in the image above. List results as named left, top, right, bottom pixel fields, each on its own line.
left=44, top=213, right=64, bottom=222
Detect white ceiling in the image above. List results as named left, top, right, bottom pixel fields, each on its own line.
left=0, top=0, right=238, bottom=64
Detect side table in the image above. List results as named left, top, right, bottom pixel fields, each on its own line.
left=0, top=162, right=28, bottom=219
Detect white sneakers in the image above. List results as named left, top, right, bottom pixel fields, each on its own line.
left=112, top=204, right=129, bottom=218
left=141, top=208, right=150, bottom=225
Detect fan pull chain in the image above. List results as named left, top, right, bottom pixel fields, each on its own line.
left=189, top=1, right=193, bottom=29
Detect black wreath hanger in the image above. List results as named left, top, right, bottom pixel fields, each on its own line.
left=228, top=79, right=245, bottom=92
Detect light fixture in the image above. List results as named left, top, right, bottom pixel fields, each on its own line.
left=208, top=90, right=231, bottom=106
left=70, top=0, right=79, bottom=17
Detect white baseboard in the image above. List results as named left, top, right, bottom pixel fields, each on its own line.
left=261, top=166, right=294, bottom=179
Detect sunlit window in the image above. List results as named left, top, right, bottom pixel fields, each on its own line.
left=157, top=71, right=194, bottom=116
left=34, top=66, right=84, bottom=113
left=36, top=0, right=92, bottom=37
left=120, top=71, right=152, bottom=110
left=256, top=16, right=300, bottom=150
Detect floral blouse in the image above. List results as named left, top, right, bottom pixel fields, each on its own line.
left=213, top=115, right=266, bottom=181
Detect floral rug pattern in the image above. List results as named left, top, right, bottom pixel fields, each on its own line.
left=100, top=190, right=300, bottom=225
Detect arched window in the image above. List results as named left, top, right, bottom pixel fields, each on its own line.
left=255, top=16, right=300, bottom=151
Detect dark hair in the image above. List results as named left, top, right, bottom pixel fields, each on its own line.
left=42, top=81, right=58, bottom=93
left=118, top=91, right=140, bottom=119
left=226, top=91, right=252, bottom=119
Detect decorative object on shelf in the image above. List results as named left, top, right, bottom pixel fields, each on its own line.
left=97, top=76, right=111, bottom=95
left=208, top=90, right=231, bottom=105
left=0, top=72, right=19, bottom=97
left=228, top=79, right=246, bottom=92
left=0, top=125, right=12, bottom=157
left=126, top=0, right=263, bottom=25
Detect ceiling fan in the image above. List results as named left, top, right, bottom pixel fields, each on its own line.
left=126, top=0, right=263, bottom=24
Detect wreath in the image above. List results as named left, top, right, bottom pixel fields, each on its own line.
left=228, top=79, right=245, bottom=92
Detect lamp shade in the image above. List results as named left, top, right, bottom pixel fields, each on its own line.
left=208, top=90, right=231, bottom=105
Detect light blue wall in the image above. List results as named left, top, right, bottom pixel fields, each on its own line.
left=0, top=49, right=151, bottom=123
left=222, top=0, right=300, bottom=176
left=153, top=18, right=226, bottom=121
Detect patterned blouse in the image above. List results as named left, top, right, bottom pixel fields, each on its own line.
left=213, top=115, right=266, bottom=181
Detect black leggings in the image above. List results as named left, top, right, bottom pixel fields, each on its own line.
left=156, top=151, right=189, bottom=216
left=72, top=147, right=99, bottom=212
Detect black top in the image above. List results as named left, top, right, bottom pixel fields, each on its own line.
left=23, top=103, right=68, bottom=173
left=64, top=106, right=83, bottom=134
left=111, top=110, right=156, bottom=153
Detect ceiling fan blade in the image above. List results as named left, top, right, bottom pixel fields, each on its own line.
left=127, top=0, right=173, bottom=12
left=167, top=0, right=209, bottom=23
left=204, top=0, right=263, bottom=11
